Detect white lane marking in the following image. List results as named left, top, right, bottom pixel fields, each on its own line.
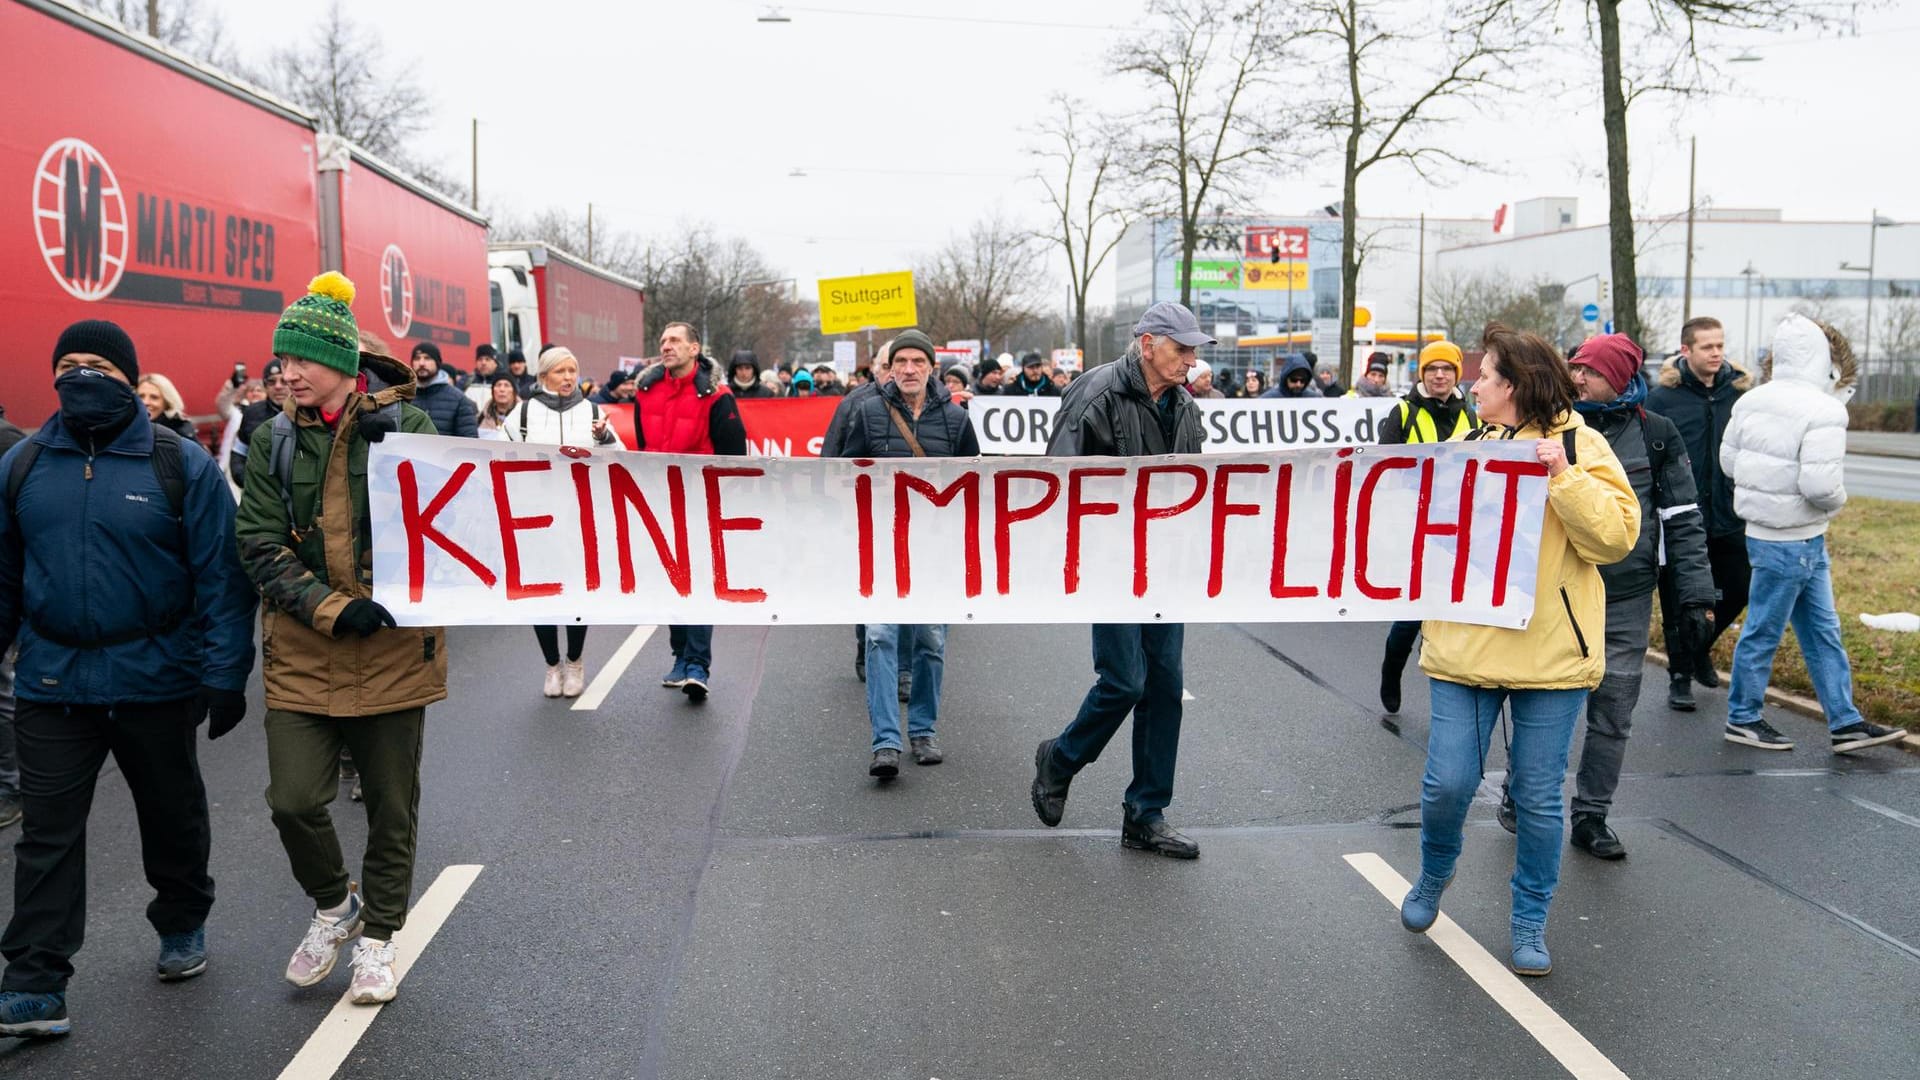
left=1342, top=852, right=1630, bottom=1080
left=1837, top=792, right=1920, bottom=830
left=1182, top=687, right=1195, bottom=702
left=573, top=625, right=657, bottom=711
left=278, top=864, right=485, bottom=1080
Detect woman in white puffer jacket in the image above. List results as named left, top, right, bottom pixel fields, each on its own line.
left=508, top=347, right=617, bottom=698
left=1718, top=315, right=1904, bottom=754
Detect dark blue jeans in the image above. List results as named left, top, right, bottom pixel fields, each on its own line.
left=669, top=625, right=713, bottom=670
left=1052, top=623, right=1186, bottom=819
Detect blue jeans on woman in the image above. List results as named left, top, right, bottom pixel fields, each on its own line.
left=1727, top=535, right=1863, bottom=732
left=865, top=624, right=946, bottom=751
left=1421, top=680, right=1586, bottom=929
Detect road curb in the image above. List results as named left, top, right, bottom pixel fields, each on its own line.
left=1646, top=648, right=1920, bottom=757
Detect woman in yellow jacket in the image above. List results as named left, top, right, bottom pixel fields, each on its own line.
left=1399, top=324, right=1639, bottom=978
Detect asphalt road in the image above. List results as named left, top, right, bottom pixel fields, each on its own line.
left=2, top=619, right=1916, bottom=1079
left=1844, top=453, right=1920, bottom=502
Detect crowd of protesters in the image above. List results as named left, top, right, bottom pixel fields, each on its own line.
left=0, top=277, right=1904, bottom=1041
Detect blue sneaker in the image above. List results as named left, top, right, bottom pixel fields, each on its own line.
left=682, top=663, right=710, bottom=702
left=661, top=658, right=689, bottom=689
left=1511, top=923, right=1552, bottom=976
left=0, top=990, right=70, bottom=1038
left=1399, top=872, right=1452, bottom=933
left=157, top=925, right=207, bottom=981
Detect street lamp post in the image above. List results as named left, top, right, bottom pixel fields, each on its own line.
left=1840, top=210, right=1899, bottom=366
left=1740, top=262, right=1759, bottom=368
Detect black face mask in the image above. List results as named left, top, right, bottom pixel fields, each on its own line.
left=55, top=367, right=138, bottom=434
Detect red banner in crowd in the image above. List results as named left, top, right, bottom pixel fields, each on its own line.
left=738, top=397, right=843, bottom=457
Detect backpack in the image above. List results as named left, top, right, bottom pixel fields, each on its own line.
left=269, top=403, right=402, bottom=538
left=7, top=425, right=186, bottom=520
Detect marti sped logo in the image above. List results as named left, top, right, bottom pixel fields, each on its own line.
left=382, top=243, right=414, bottom=338
left=30, top=137, right=284, bottom=312
left=33, top=137, right=127, bottom=301
left=380, top=243, right=472, bottom=346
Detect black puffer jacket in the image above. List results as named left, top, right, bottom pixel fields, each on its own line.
left=1047, top=350, right=1203, bottom=456
left=834, top=379, right=978, bottom=458
left=1644, top=355, right=1751, bottom=538
left=414, top=373, right=479, bottom=437
left=1583, top=402, right=1717, bottom=605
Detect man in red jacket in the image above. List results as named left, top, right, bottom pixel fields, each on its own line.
left=630, top=322, right=748, bottom=701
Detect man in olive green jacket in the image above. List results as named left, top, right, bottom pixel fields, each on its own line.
left=235, top=273, right=445, bottom=1007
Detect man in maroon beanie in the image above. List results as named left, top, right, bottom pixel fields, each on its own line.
left=1490, top=333, right=1716, bottom=860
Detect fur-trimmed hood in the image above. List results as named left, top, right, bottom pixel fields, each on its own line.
left=1657, top=352, right=1751, bottom=393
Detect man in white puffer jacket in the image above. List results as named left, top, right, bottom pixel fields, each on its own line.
left=1718, top=314, right=1905, bottom=754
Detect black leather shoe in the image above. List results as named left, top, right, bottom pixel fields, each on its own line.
left=1667, top=673, right=1696, bottom=712
left=1030, top=739, right=1070, bottom=827
left=869, top=747, right=899, bottom=779
left=1380, top=665, right=1402, bottom=715
left=910, top=736, right=943, bottom=765
left=1496, top=794, right=1517, bottom=835
left=1569, top=813, right=1626, bottom=860
left=1693, top=654, right=1721, bottom=688
left=1121, top=812, right=1200, bottom=859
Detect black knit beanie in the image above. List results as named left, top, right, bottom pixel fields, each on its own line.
left=52, top=319, right=138, bottom=381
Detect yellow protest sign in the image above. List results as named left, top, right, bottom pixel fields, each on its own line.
left=817, top=271, right=918, bottom=334
left=1241, top=262, right=1308, bottom=291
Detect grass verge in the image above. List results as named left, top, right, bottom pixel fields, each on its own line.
left=1655, top=496, right=1920, bottom=732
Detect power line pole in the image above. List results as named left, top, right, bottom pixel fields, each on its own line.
left=470, top=118, right=479, bottom=212
left=1415, top=213, right=1426, bottom=353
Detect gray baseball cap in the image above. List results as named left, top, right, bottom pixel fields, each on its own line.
left=1133, top=301, right=1217, bottom=347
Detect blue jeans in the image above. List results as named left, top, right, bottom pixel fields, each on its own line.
left=865, top=624, right=946, bottom=750
left=1421, top=680, right=1585, bottom=929
left=1052, top=623, right=1185, bottom=819
left=1728, top=535, right=1863, bottom=732
left=669, top=625, right=713, bottom=671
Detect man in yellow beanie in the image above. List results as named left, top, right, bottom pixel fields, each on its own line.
left=234, top=272, right=444, bottom=1007
left=1374, top=339, right=1480, bottom=715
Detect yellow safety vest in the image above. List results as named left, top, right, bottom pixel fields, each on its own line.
left=1396, top=399, right=1478, bottom=443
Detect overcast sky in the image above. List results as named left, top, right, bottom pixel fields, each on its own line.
left=207, top=0, right=1916, bottom=308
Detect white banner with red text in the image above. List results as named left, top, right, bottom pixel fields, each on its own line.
left=970, top=396, right=1399, bottom=455
left=365, top=434, right=1549, bottom=627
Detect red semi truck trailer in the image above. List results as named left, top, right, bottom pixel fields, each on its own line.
left=3, top=0, right=321, bottom=425
left=488, top=242, right=649, bottom=380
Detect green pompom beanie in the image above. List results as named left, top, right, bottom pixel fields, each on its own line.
left=273, top=271, right=361, bottom=375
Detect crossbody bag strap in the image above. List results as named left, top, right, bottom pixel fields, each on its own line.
left=884, top=403, right=928, bottom=457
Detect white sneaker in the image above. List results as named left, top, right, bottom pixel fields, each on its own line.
left=562, top=660, right=585, bottom=698
left=347, top=938, right=398, bottom=1004
left=543, top=664, right=563, bottom=698
left=285, top=889, right=364, bottom=987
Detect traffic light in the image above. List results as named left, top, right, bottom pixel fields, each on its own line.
left=1598, top=280, right=1610, bottom=304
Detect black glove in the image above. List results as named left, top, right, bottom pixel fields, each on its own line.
left=1681, top=605, right=1715, bottom=655
left=197, top=685, right=248, bottom=740
left=358, top=409, right=397, bottom=443
left=335, top=598, right=397, bottom=638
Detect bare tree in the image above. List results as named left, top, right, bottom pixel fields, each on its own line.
left=1111, top=0, right=1294, bottom=309
left=1562, top=0, right=1855, bottom=343
left=81, top=0, right=240, bottom=67
left=914, top=214, right=1050, bottom=354
left=1428, top=268, right=1570, bottom=345
left=1296, top=0, right=1532, bottom=381
left=1032, top=94, right=1133, bottom=357
left=265, top=1, right=432, bottom=164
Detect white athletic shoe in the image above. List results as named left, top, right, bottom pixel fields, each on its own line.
left=347, top=938, right=398, bottom=1005
left=285, top=889, right=364, bottom=987
left=563, top=660, right=585, bottom=698
left=543, top=664, right=563, bottom=698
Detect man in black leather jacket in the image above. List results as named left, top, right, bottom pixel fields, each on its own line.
left=1031, top=303, right=1208, bottom=859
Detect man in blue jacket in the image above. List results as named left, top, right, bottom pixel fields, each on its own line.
left=0, top=321, right=257, bottom=1040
